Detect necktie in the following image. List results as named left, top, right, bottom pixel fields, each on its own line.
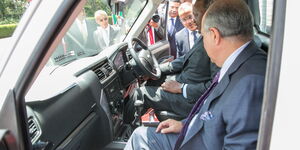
left=193, top=31, right=198, bottom=44
left=148, top=25, right=155, bottom=45
left=169, top=18, right=175, bottom=34
left=174, top=72, right=220, bottom=150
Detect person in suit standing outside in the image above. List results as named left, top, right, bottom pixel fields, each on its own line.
left=175, top=2, right=200, bottom=57
left=125, top=0, right=267, bottom=149
left=167, top=0, right=184, bottom=59
left=66, top=9, right=98, bottom=56
left=93, top=10, right=119, bottom=51
left=51, top=9, right=97, bottom=65
left=139, top=14, right=164, bottom=46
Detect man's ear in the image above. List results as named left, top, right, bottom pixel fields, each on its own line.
left=209, top=27, right=221, bottom=45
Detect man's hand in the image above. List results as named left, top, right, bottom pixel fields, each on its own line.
left=156, top=119, right=183, bottom=134
left=161, top=80, right=182, bottom=93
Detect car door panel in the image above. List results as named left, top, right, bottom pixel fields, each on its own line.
left=149, top=40, right=170, bottom=62
left=26, top=71, right=112, bottom=149
left=0, top=90, right=28, bottom=150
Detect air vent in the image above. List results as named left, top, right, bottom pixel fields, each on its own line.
left=28, top=117, right=41, bottom=143
left=92, top=60, right=114, bottom=82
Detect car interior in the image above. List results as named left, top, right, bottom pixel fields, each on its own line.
left=6, top=0, right=272, bottom=149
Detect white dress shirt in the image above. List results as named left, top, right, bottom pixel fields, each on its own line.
left=188, top=29, right=199, bottom=49
left=168, top=17, right=177, bottom=33
left=76, top=19, right=88, bottom=43
left=97, top=25, right=110, bottom=47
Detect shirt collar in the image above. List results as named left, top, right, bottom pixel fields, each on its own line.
left=188, top=29, right=198, bottom=35
left=218, top=41, right=251, bottom=82
left=169, top=16, right=176, bottom=22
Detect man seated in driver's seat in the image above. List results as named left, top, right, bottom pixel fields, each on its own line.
left=124, top=0, right=219, bottom=124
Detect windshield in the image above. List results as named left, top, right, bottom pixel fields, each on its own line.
left=47, top=0, right=146, bottom=66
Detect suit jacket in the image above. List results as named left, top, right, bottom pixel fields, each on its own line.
left=180, top=41, right=267, bottom=150
left=93, top=25, right=119, bottom=51
left=64, top=19, right=98, bottom=57
left=50, top=19, right=97, bottom=65
left=167, top=16, right=184, bottom=58
left=138, top=25, right=164, bottom=46
left=175, top=28, right=191, bottom=58
left=160, top=38, right=219, bottom=102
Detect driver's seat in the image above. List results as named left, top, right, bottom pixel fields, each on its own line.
left=155, top=110, right=185, bottom=121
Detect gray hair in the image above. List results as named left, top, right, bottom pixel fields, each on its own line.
left=203, top=0, right=254, bottom=41
left=178, top=2, right=193, bottom=16
left=94, top=10, right=108, bottom=18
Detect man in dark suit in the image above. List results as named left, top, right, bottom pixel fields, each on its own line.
left=175, top=2, right=200, bottom=57
left=50, top=9, right=97, bottom=65
left=124, top=0, right=219, bottom=124
left=167, top=0, right=184, bottom=58
left=138, top=14, right=164, bottom=46
left=66, top=9, right=98, bottom=56
left=125, top=0, right=266, bottom=149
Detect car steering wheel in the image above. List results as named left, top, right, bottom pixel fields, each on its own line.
left=128, top=37, right=161, bottom=79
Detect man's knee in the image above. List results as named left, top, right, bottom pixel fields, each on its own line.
left=130, top=126, right=149, bottom=141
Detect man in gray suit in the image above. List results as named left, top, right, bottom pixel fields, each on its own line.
left=124, top=0, right=219, bottom=123
left=93, top=10, right=119, bottom=51
left=125, top=0, right=266, bottom=149
left=175, top=2, right=200, bottom=57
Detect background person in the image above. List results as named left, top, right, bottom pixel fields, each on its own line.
left=167, top=0, right=184, bottom=59
left=175, top=2, right=200, bottom=57
left=93, top=10, right=119, bottom=51
left=139, top=14, right=164, bottom=46
left=50, top=9, right=97, bottom=65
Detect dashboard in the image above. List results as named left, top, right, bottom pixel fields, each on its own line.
left=25, top=42, right=136, bottom=148
left=113, top=50, right=125, bottom=70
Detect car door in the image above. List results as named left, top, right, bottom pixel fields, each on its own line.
left=0, top=1, right=100, bottom=149
left=0, top=91, right=26, bottom=150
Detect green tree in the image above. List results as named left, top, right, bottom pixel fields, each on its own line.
left=84, top=0, right=111, bottom=17
left=0, top=0, right=26, bottom=24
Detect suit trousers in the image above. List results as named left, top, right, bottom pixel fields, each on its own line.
left=124, top=75, right=194, bottom=123
left=124, top=126, right=178, bottom=150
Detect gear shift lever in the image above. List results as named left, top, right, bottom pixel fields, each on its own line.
left=133, top=99, right=144, bottom=126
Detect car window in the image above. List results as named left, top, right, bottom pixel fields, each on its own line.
left=0, top=1, right=28, bottom=72
left=258, top=0, right=273, bottom=34
left=47, top=0, right=146, bottom=67
left=0, top=0, right=27, bottom=39
left=25, top=0, right=147, bottom=102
